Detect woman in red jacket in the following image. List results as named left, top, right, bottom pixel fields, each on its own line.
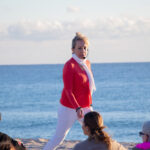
left=43, top=32, right=96, bottom=150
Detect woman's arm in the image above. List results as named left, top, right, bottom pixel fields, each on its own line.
left=63, top=62, right=83, bottom=118
left=63, top=62, right=80, bottom=108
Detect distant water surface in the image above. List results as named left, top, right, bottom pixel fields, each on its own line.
left=0, top=62, right=150, bottom=142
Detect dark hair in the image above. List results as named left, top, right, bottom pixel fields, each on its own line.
left=0, top=141, right=14, bottom=150
left=0, top=132, right=26, bottom=150
left=84, top=111, right=111, bottom=150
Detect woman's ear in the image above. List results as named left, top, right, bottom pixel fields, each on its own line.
left=85, top=126, right=89, bottom=132
left=85, top=126, right=91, bottom=135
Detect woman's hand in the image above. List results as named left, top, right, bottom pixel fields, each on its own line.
left=76, top=108, right=84, bottom=118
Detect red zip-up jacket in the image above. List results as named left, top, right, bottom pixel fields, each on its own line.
left=60, top=58, right=92, bottom=109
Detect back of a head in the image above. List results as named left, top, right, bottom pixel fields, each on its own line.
left=84, top=111, right=104, bottom=133
left=0, top=132, right=26, bottom=150
left=142, top=121, right=150, bottom=141
left=0, top=141, right=16, bottom=150
left=0, top=132, right=12, bottom=143
left=84, top=111, right=111, bottom=150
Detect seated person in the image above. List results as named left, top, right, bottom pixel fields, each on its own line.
left=132, top=121, right=150, bottom=150
left=0, top=132, right=26, bottom=150
left=73, top=111, right=127, bottom=150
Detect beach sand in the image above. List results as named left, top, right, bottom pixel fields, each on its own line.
left=17, top=138, right=136, bottom=150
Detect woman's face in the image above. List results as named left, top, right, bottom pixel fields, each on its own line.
left=140, top=132, right=149, bottom=142
left=142, top=134, right=148, bottom=142
left=72, top=40, right=88, bottom=59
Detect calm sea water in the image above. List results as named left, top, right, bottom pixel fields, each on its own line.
left=0, top=62, right=150, bottom=142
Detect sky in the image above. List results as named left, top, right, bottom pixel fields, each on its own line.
left=0, top=0, right=150, bottom=64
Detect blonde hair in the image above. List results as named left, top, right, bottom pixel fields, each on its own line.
left=84, top=111, right=112, bottom=150
left=72, top=32, right=89, bottom=49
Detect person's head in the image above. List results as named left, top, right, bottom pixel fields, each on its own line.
left=0, top=141, right=16, bottom=150
left=139, top=121, right=150, bottom=142
left=72, top=32, right=89, bottom=60
left=0, top=132, right=16, bottom=150
left=11, top=139, right=26, bottom=150
left=0, top=132, right=26, bottom=150
left=82, top=111, right=103, bottom=136
left=82, top=111, right=111, bottom=149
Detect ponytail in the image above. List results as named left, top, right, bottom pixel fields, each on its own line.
left=84, top=112, right=111, bottom=150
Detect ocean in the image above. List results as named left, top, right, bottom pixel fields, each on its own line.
left=0, top=62, right=150, bottom=143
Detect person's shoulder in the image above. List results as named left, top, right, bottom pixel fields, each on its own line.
left=73, top=142, right=83, bottom=150
left=73, top=140, right=89, bottom=150
left=73, top=143, right=82, bottom=150
left=132, top=147, right=142, bottom=150
left=64, top=58, right=76, bottom=68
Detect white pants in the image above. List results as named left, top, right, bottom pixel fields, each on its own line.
left=43, top=104, right=93, bottom=150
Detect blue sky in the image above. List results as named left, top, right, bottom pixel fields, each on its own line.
left=0, top=0, right=150, bottom=64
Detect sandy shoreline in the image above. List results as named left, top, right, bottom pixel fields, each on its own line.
left=16, top=138, right=136, bottom=150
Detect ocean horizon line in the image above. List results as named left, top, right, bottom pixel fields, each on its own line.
left=0, top=61, right=150, bottom=66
